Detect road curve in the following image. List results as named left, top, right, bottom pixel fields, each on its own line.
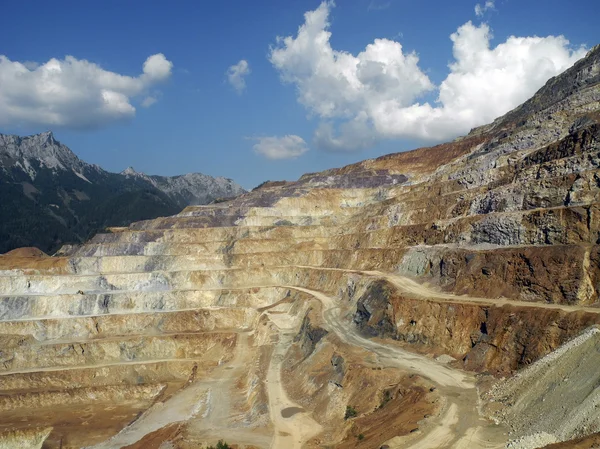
left=285, top=283, right=508, bottom=449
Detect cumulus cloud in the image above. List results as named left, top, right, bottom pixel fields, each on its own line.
left=0, top=53, right=173, bottom=129
left=269, top=1, right=587, bottom=150
left=227, top=59, right=251, bottom=93
left=475, top=1, right=495, bottom=17
left=314, top=115, right=377, bottom=152
left=252, top=135, right=309, bottom=159
left=142, top=54, right=173, bottom=81
left=141, top=96, right=158, bottom=108
left=270, top=1, right=432, bottom=119
left=372, top=22, right=586, bottom=140
left=368, top=1, right=392, bottom=11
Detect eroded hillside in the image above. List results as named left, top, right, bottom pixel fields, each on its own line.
left=0, top=46, right=599, bottom=449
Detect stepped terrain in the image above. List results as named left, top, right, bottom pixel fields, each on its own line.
left=0, top=46, right=599, bottom=449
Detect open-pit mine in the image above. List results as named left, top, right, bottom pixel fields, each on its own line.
left=1, top=46, right=599, bottom=449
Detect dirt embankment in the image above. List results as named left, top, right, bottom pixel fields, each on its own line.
left=402, top=245, right=600, bottom=305
left=2, top=247, right=48, bottom=258
left=542, top=433, right=600, bottom=448
left=486, top=327, right=600, bottom=447
left=352, top=279, right=600, bottom=375
left=0, top=428, right=52, bottom=449
left=0, top=247, right=70, bottom=274
left=281, top=306, right=440, bottom=449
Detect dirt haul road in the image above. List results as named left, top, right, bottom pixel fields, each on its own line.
left=84, top=334, right=271, bottom=449
left=265, top=310, right=324, bottom=449
left=291, top=265, right=600, bottom=314
left=78, top=266, right=523, bottom=449
left=287, top=280, right=509, bottom=449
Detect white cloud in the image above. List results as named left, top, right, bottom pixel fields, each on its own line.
left=270, top=1, right=432, bottom=120
left=368, top=1, right=392, bottom=11
left=372, top=22, right=587, bottom=140
left=227, top=59, right=251, bottom=93
left=0, top=53, right=173, bottom=129
left=252, top=135, right=309, bottom=159
left=22, top=61, right=39, bottom=70
left=142, top=53, right=173, bottom=81
left=314, top=115, right=377, bottom=152
left=475, top=1, right=495, bottom=17
left=269, top=2, right=587, bottom=150
left=141, top=96, right=158, bottom=108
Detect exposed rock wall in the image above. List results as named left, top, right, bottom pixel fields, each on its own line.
left=0, top=45, right=599, bottom=448
left=351, top=279, right=600, bottom=374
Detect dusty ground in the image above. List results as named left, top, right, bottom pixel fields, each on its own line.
left=2, top=260, right=599, bottom=448
left=288, top=284, right=508, bottom=449
left=0, top=248, right=68, bottom=273
left=542, top=433, right=600, bottom=448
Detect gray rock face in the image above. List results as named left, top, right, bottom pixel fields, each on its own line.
left=0, top=132, right=246, bottom=253
left=0, top=131, right=102, bottom=181
left=0, top=132, right=246, bottom=206
left=353, top=280, right=397, bottom=338
left=120, top=166, right=245, bottom=206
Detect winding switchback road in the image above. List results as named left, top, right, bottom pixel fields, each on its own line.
left=284, top=266, right=511, bottom=448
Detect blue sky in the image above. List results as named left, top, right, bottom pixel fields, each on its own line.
left=0, top=0, right=597, bottom=189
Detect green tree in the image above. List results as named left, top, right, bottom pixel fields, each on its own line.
left=345, top=405, right=358, bottom=420
left=205, top=440, right=231, bottom=449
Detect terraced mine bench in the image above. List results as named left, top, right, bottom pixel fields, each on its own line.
left=0, top=44, right=599, bottom=449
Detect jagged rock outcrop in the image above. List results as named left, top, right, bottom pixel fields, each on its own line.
left=0, top=132, right=245, bottom=254
left=0, top=46, right=599, bottom=449
left=120, top=166, right=244, bottom=206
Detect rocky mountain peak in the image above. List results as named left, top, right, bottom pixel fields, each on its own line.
left=121, top=166, right=140, bottom=176
left=587, top=43, right=600, bottom=57
left=39, top=130, right=55, bottom=143
left=0, top=130, right=84, bottom=178
left=22, top=130, right=62, bottom=151
left=0, top=132, right=247, bottom=253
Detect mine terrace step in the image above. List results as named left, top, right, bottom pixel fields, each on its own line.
left=0, top=360, right=198, bottom=394
left=0, top=308, right=258, bottom=343
left=66, top=202, right=600, bottom=257
left=127, top=214, right=357, bottom=231
left=0, top=287, right=294, bottom=320
left=0, top=331, right=237, bottom=374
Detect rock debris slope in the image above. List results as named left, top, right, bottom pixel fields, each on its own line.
left=0, top=46, right=599, bottom=449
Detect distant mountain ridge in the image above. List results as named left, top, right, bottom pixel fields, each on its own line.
left=0, top=131, right=246, bottom=254
left=120, top=166, right=242, bottom=206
